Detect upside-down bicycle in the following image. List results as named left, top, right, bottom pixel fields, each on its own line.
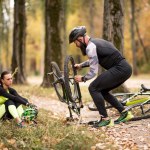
left=49, top=55, right=83, bottom=120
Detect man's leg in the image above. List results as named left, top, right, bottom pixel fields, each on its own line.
left=101, top=91, right=124, bottom=113
left=88, top=70, right=124, bottom=117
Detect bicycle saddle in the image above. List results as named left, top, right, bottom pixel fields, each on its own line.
left=141, top=84, right=150, bottom=92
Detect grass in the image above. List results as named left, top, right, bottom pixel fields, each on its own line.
left=0, top=109, right=115, bottom=150
left=12, top=84, right=58, bottom=100
left=0, top=85, right=117, bottom=150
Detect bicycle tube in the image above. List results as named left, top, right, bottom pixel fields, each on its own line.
left=125, top=97, right=150, bottom=106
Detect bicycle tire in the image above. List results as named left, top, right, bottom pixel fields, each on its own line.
left=64, top=55, right=81, bottom=103
left=51, top=62, right=66, bottom=102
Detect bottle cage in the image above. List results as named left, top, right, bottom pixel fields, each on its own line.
left=22, top=107, right=38, bottom=122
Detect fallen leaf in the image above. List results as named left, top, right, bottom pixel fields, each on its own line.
left=7, top=139, right=16, bottom=145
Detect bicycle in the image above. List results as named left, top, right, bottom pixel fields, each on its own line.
left=88, top=84, right=150, bottom=121
left=49, top=56, right=83, bottom=120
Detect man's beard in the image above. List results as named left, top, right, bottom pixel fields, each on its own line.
left=80, top=43, right=87, bottom=56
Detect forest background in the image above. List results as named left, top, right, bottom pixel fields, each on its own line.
left=0, top=0, right=150, bottom=87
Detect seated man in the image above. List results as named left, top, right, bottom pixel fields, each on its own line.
left=0, top=71, right=36, bottom=127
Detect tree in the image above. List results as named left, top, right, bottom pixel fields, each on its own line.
left=0, top=0, right=11, bottom=71
left=0, top=0, right=4, bottom=72
left=130, top=0, right=138, bottom=75
left=12, top=0, right=26, bottom=84
left=41, top=0, right=63, bottom=87
left=85, top=0, right=95, bottom=36
left=102, top=0, right=129, bottom=92
left=134, top=20, right=149, bottom=64
left=103, top=0, right=124, bottom=53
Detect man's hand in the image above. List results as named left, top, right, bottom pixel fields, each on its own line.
left=75, top=75, right=83, bottom=82
left=74, top=64, right=82, bottom=70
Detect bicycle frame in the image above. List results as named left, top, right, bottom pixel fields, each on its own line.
left=120, top=85, right=150, bottom=105
left=119, top=84, right=150, bottom=120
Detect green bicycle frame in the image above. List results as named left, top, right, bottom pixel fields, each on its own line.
left=125, top=96, right=150, bottom=106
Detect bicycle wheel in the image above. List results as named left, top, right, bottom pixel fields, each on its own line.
left=51, top=62, right=66, bottom=102
left=64, top=56, right=82, bottom=103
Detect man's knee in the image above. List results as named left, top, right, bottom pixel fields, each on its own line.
left=88, top=82, right=95, bottom=93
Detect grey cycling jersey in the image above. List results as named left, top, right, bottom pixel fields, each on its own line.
left=81, top=38, right=124, bottom=81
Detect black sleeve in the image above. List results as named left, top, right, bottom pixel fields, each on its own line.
left=9, top=88, right=28, bottom=102
left=0, top=87, right=28, bottom=105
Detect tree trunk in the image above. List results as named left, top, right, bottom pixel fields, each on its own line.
left=41, top=0, right=63, bottom=87
left=103, top=0, right=124, bottom=54
left=4, top=0, right=10, bottom=69
left=103, top=0, right=129, bottom=92
left=12, top=0, right=26, bottom=84
left=130, top=0, right=138, bottom=75
left=61, top=0, right=67, bottom=68
left=0, top=0, right=3, bottom=72
left=89, top=0, right=95, bottom=37
left=134, top=20, right=149, bottom=63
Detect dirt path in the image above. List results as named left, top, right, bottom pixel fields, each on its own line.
left=28, top=75, right=150, bottom=149
left=31, top=95, right=150, bottom=149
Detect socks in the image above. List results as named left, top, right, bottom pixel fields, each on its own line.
left=8, top=105, right=19, bottom=118
left=17, top=105, right=24, bottom=118
left=0, top=104, right=6, bottom=119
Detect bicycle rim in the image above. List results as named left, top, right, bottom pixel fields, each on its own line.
left=64, top=56, right=81, bottom=103
left=51, top=62, right=66, bottom=102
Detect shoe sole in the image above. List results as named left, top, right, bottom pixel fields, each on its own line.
left=93, top=121, right=114, bottom=127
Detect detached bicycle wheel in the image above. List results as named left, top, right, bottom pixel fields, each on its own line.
left=51, top=62, right=66, bottom=102
left=64, top=56, right=81, bottom=103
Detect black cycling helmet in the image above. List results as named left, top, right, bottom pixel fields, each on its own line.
left=69, top=26, right=86, bottom=43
